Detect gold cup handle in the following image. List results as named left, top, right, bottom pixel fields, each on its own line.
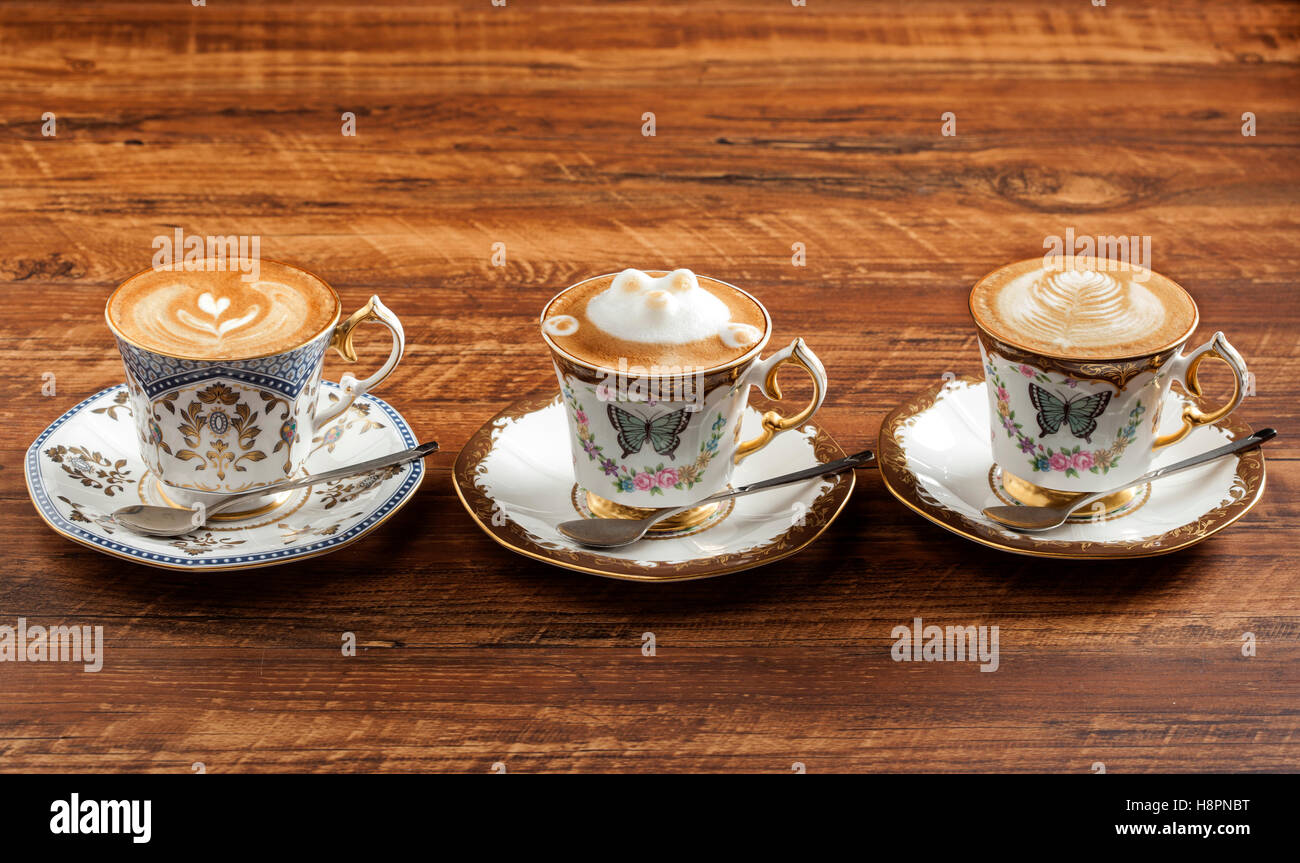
left=315, top=295, right=405, bottom=427
left=734, top=337, right=828, bottom=464
left=1153, top=331, right=1248, bottom=449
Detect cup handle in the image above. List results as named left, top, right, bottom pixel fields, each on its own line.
left=1153, top=331, right=1247, bottom=449
left=734, top=337, right=828, bottom=464
left=315, top=295, right=405, bottom=427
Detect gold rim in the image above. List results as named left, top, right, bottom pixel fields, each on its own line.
left=452, top=393, right=855, bottom=582
left=967, top=257, right=1200, bottom=363
left=104, top=257, right=344, bottom=362
left=877, top=377, right=1266, bottom=559
left=539, top=271, right=773, bottom=377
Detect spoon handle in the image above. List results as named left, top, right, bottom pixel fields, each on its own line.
left=639, top=448, right=874, bottom=531
left=702, top=448, right=875, bottom=503
left=1069, top=429, right=1275, bottom=514
left=207, top=441, right=440, bottom=516
left=1143, top=428, right=1275, bottom=481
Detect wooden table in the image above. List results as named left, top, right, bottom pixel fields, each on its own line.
left=1, top=0, right=1295, bottom=773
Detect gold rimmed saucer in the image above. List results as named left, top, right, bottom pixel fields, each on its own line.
left=453, top=393, right=856, bottom=582
left=877, top=377, right=1267, bottom=559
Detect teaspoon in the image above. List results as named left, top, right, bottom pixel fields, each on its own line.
left=981, top=429, right=1275, bottom=531
left=557, top=448, right=874, bottom=548
left=113, top=441, right=439, bottom=537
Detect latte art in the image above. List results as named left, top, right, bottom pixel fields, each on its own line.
left=543, top=269, right=768, bottom=370
left=179, top=291, right=259, bottom=338
left=542, top=314, right=579, bottom=337
left=970, top=259, right=1197, bottom=359
left=585, top=269, right=748, bottom=346
left=999, top=269, right=1167, bottom=352
left=108, top=261, right=339, bottom=359
left=720, top=321, right=763, bottom=349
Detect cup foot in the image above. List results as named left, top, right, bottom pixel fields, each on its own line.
left=153, top=479, right=296, bottom=521
left=1001, top=469, right=1136, bottom=515
left=585, top=491, right=720, bottom=532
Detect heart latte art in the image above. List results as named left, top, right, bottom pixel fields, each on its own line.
left=971, top=260, right=1197, bottom=359
left=108, top=261, right=339, bottom=359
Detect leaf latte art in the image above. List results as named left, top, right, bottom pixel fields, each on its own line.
left=109, top=261, right=339, bottom=359
left=971, top=260, right=1197, bottom=359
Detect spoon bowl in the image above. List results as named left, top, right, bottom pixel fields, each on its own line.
left=113, top=505, right=206, bottom=537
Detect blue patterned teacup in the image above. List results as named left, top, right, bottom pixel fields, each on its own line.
left=106, top=259, right=404, bottom=515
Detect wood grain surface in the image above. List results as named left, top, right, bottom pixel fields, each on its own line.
left=1, top=0, right=1296, bottom=772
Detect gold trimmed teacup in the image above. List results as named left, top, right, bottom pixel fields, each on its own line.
left=106, top=259, right=405, bottom=516
left=970, top=257, right=1249, bottom=512
left=541, top=271, right=828, bottom=531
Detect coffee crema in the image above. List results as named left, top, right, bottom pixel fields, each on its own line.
left=542, top=269, right=768, bottom=370
left=108, top=260, right=340, bottom=359
left=969, top=258, right=1197, bottom=359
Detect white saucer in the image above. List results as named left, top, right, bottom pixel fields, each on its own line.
left=878, top=377, right=1267, bottom=559
left=25, top=383, right=425, bottom=571
left=453, top=393, right=856, bottom=581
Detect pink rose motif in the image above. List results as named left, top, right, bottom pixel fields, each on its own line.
left=632, top=472, right=656, bottom=491
left=1019, top=364, right=1036, bottom=378
left=656, top=468, right=680, bottom=489
left=1072, top=451, right=1095, bottom=471
left=996, top=386, right=1009, bottom=402
left=574, top=410, right=589, bottom=425
left=1049, top=452, right=1070, bottom=472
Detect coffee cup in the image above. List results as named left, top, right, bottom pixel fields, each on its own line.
left=106, top=258, right=405, bottom=516
left=541, top=268, right=828, bottom=531
left=970, top=257, right=1248, bottom=512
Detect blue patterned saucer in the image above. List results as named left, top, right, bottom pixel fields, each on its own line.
left=25, top=382, right=424, bottom=570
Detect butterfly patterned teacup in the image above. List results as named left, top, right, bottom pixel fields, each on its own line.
left=969, top=258, right=1249, bottom=510
left=542, top=271, right=828, bottom=530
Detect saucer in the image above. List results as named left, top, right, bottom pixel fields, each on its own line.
left=453, top=393, right=856, bottom=581
left=878, top=377, right=1267, bottom=559
left=25, top=383, right=424, bottom=571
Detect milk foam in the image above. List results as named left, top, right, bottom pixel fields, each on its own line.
left=580, top=269, right=762, bottom=348
left=993, top=268, right=1174, bottom=353
left=110, top=263, right=337, bottom=359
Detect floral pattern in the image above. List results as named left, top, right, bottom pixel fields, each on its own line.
left=44, top=445, right=134, bottom=496
left=278, top=512, right=365, bottom=544
left=312, top=399, right=385, bottom=453
left=143, top=381, right=279, bottom=487
left=57, top=495, right=120, bottom=534
left=316, top=466, right=401, bottom=510
left=168, top=532, right=248, bottom=556
left=989, top=363, right=1144, bottom=478
left=90, top=390, right=131, bottom=421
left=564, top=386, right=726, bottom=496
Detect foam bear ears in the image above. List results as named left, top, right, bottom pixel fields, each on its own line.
left=611, top=268, right=700, bottom=303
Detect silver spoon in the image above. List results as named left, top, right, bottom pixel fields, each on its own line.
left=982, top=429, right=1275, bottom=531
left=557, top=448, right=874, bottom=548
left=112, top=440, right=439, bottom=537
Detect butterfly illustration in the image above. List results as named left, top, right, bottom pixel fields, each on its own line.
left=1027, top=384, right=1112, bottom=443
left=607, top=405, right=692, bottom=459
